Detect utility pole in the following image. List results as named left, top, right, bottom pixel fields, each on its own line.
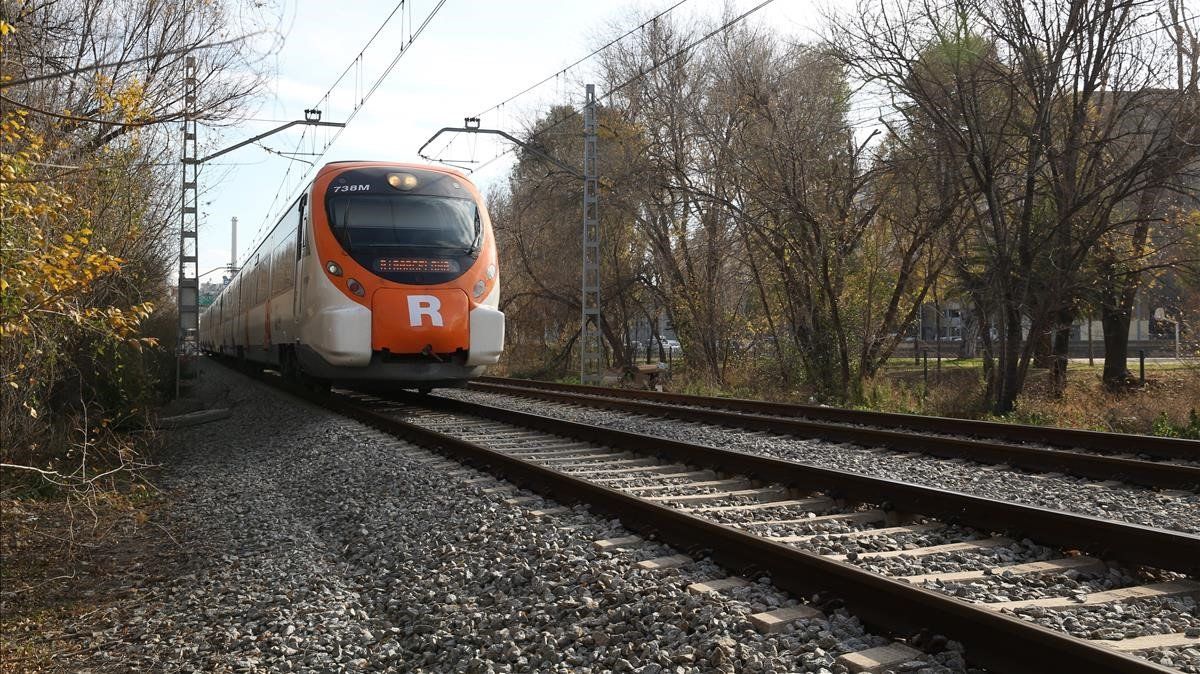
left=580, top=84, right=603, bottom=385
left=177, top=56, right=200, bottom=397
left=230, top=216, right=238, bottom=275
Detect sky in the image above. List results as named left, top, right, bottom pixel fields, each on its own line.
left=194, top=0, right=844, bottom=280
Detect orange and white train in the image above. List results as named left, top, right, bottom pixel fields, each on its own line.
left=198, top=161, right=504, bottom=390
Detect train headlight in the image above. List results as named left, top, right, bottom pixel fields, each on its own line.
left=347, top=278, right=365, bottom=297
left=387, top=173, right=419, bottom=190
left=472, top=280, right=486, bottom=298
left=326, top=261, right=343, bottom=276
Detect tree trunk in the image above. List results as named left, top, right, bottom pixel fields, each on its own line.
left=1050, top=319, right=1072, bottom=396
left=1032, top=329, right=1053, bottom=369
left=979, top=311, right=994, bottom=395
left=959, top=310, right=979, bottom=358
left=994, top=304, right=1024, bottom=415
left=742, top=230, right=790, bottom=386
left=1101, top=303, right=1134, bottom=388
left=1097, top=156, right=1182, bottom=387
left=600, top=315, right=630, bottom=370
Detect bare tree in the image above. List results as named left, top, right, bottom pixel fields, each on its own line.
left=2, top=0, right=268, bottom=152
left=600, top=15, right=755, bottom=385
left=832, top=0, right=1194, bottom=411
left=1093, top=0, right=1200, bottom=387
left=730, top=42, right=966, bottom=400
left=492, top=104, right=655, bottom=378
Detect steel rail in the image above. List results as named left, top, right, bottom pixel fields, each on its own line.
left=469, top=380, right=1200, bottom=491
left=213, top=360, right=1191, bottom=672
left=475, top=377, right=1200, bottom=461
left=402, top=392, right=1200, bottom=575
left=313, top=389, right=1182, bottom=674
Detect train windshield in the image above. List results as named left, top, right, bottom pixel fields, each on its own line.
left=327, top=194, right=479, bottom=253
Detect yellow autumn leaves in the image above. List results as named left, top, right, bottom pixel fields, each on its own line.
left=95, top=74, right=150, bottom=126
left=1, top=226, right=157, bottom=341
left=1, top=103, right=158, bottom=404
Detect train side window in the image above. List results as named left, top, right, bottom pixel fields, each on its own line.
left=272, top=239, right=294, bottom=291
left=285, top=242, right=297, bottom=283
left=256, top=258, right=270, bottom=304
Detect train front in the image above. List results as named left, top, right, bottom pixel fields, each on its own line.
left=297, top=162, right=504, bottom=388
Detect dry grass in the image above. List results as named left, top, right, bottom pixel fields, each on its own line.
left=1006, top=366, right=1200, bottom=434
left=0, top=485, right=182, bottom=673
left=658, top=355, right=1200, bottom=434
left=859, top=364, right=1200, bottom=433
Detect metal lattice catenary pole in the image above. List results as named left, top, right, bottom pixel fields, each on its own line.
left=581, top=84, right=602, bottom=385
left=177, top=55, right=200, bottom=395
left=174, top=68, right=342, bottom=398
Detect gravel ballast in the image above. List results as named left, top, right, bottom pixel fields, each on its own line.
left=436, top=389, right=1200, bottom=534
left=65, top=361, right=951, bottom=673
left=405, top=399, right=1200, bottom=671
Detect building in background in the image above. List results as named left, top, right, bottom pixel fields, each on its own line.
left=198, top=277, right=231, bottom=309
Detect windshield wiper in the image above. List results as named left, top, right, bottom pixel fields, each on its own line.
left=467, top=211, right=483, bottom=255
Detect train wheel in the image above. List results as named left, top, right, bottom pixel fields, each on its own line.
left=304, top=376, right=331, bottom=395
left=281, top=348, right=301, bottom=383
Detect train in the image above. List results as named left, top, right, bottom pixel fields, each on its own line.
left=198, top=161, right=504, bottom=390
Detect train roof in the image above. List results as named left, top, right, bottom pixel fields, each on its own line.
left=320, top=160, right=466, bottom=178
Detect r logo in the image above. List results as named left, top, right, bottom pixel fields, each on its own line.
left=407, top=295, right=444, bottom=327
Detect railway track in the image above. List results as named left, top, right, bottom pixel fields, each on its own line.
left=466, top=377, right=1200, bottom=491
left=219, top=368, right=1199, bottom=673
left=216, top=358, right=1200, bottom=671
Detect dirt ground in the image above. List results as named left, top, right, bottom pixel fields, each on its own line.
left=0, top=484, right=184, bottom=673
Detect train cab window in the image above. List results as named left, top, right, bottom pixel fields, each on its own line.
left=327, top=195, right=478, bottom=252
left=324, top=168, right=481, bottom=285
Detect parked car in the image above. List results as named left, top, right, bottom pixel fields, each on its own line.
left=631, top=338, right=683, bottom=357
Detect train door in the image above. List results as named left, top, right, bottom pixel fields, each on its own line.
left=292, top=194, right=309, bottom=323
left=215, top=296, right=223, bottom=352
left=253, top=254, right=269, bottom=354
left=243, top=264, right=254, bottom=348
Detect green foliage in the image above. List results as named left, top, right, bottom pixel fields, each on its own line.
left=863, top=380, right=924, bottom=415
left=1151, top=409, right=1200, bottom=439
left=990, top=407, right=1056, bottom=428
